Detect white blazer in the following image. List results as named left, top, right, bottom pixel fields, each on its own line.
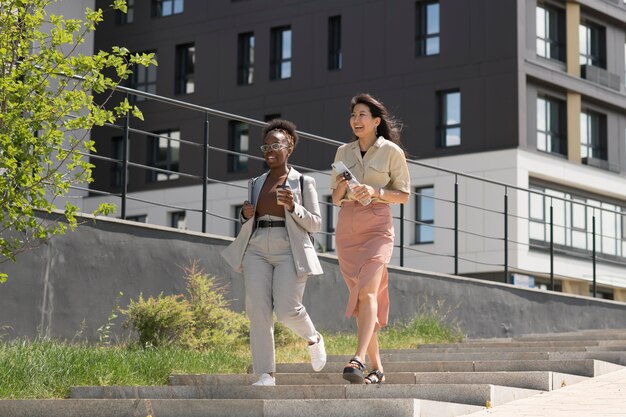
left=221, top=167, right=323, bottom=277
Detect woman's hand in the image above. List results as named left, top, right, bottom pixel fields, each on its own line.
left=332, top=176, right=349, bottom=206
left=352, top=184, right=375, bottom=204
left=277, top=187, right=295, bottom=212
left=241, top=201, right=255, bottom=220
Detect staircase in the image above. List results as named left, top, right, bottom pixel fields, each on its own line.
left=3, top=330, right=626, bottom=417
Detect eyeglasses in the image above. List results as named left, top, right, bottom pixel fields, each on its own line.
left=260, top=143, right=287, bottom=153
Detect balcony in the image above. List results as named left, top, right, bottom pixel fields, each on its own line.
left=580, top=65, right=621, bottom=91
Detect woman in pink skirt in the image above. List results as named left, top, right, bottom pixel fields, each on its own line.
left=331, top=93, right=410, bottom=384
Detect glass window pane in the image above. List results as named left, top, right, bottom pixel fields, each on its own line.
left=426, top=4, right=439, bottom=34
left=537, top=98, right=546, bottom=131
left=530, top=221, right=545, bottom=241
left=530, top=192, right=544, bottom=220
left=572, top=201, right=585, bottom=229
left=572, top=231, right=586, bottom=249
left=536, top=7, right=546, bottom=38
left=240, top=133, right=249, bottom=151
left=281, top=62, right=291, bottom=78
left=445, top=127, right=461, bottom=147
left=419, top=225, right=434, bottom=243
left=426, top=37, right=439, bottom=55
left=446, top=92, right=461, bottom=124
left=174, top=0, right=183, bottom=14
left=282, top=30, right=292, bottom=59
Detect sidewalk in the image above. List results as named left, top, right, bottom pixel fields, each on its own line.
left=465, top=368, right=626, bottom=416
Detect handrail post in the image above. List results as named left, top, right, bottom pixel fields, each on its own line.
left=202, top=113, right=209, bottom=233
left=592, top=212, right=597, bottom=297
left=504, top=187, right=508, bottom=284
left=121, top=94, right=130, bottom=219
left=400, top=203, right=405, bottom=267
left=550, top=202, right=554, bottom=290
left=454, top=175, right=459, bottom=276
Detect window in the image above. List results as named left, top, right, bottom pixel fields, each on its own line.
left=111, top=137, right=125, bottom=188
left=536, top=4, right=565, bottom=62
left=580, top=110, right=607, bottom=161
left=328, top=16, right=342, bottom=70
left=228, top=122, right=249, bottom=172
left=415, top=1, right=440, bottom=56
left=128, top=51, right=157, bottom=101
left=416, top=186, right=435, bottom=243
left=537, top=96, right=566, bottom=156
left=116, top=0, right=134, bottom=24
left=152, top=0, right=183, bottom=17
left=529, top=184, right=626, bottom=258
left=437, top=90, right=461, bottom=147
left=175, top=43, right=195, bottom=94
left=325, top=196, right=335, bottom=251
left=233, top=204, right=243, bottom=237
left=126, top=214, right=147, bottom=223
left=579, top=21, right=606, bottom=68
left=270, top=26, right=292, bottom=80
left=170, top=211, right=186, bottom=229
left=148, top=130, right=180, bottom=182
left=237, top=32, right=255, bottom=85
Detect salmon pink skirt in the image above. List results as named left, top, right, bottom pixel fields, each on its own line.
left=335, top=201, right=394, bottom=327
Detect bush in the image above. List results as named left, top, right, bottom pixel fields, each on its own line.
left=121, top=261, right=248, bottom=349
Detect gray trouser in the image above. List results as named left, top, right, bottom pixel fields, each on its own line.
left=242, top=217, right=318, bottom=375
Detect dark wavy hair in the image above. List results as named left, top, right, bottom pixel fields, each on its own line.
left=263, top=118, right=298, bottom=149
left=350, top=93, right=405, bottom=153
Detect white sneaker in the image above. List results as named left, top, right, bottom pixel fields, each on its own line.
left=252, top=373, right=275, bottom=386
left=308, top=332, right=327, bottom=372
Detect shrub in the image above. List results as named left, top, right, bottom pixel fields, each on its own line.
left=121, top=261, right=248, bottom=350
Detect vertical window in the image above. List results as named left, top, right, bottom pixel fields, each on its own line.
left=237, top=32, right=255, bottom=85
left=580, top=110, right=607, bottom=161
left=416, top=186, right=435, bottom=243
left=437, top=90, right=461, bottom=147
left=127, top=214, right=147, bottom=223
left=129, top=51, right=157, bottom=101
left=536, top=4, right=565, bottom=62
left=233, top=204, right=243, bottom=237
left=175, top=43, right=195, bottom=94
left=415, top=1, right=440, bottom=56
left=270, top=26, right=292, bottom=80
left=152, top=0, right=183, bottom=17
left=328, top=16, right=342, bottom=70
left=529, top=188, right=546, bottom=241
left=325, top=196, right=335, bottom=251
left=537, top=96, right=566, bottom=156
left=228, top=122, right=249, bottom=172
left=111, top=137, right=124, bottom=187
left=579, top=21, right=606, bottom=68
left=116, top=0, right=134, bottom=24
left=149, top=130, right=180, bottom=182
left=170, top=211, right=186, bottom=229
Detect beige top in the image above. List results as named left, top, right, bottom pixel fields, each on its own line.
left=330, top=136, right=410, bottom=206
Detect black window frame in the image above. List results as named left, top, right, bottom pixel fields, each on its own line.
left=237, top=32, right=255, bottom=85
left=228, top=121, right=249, bottom=173
left=152, top=0, right=184, bottom=17
left=147, top=130, right=180, bottom=182
left=536, top=95, right=567, bottom=157
left=128, top=50, right=157, bottom=102
left=327, top=15, right=342, bottom=70
left=270, top=25, right=292, bottom=80
left=436, top=89, right=461, bottom=148
left=579, top=20, right=606, bottom=69
left=170, top=211, right=186, bottom=229
left=536, top=3, right=566, bottom=62
left=115, top=0, right=134, bottom=25
left=126, top=214, right=147, bottom=223
left=415, top=0, right=440, bottom=57
left=415, top=186, right=435, bottom=244
left=175, top=43, right=195, bottom=95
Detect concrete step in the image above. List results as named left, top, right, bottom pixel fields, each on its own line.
left=169, top=371, right=587, bottom=391
left=415, top=339, right=626, bottom=349
left=0, top=398, right=484, bottom=417
left=70, top=383, right=540, bottom=407
left=327, top=350, right=626, bottom=364
left=405, top=343, right=626, bottom=353
left=273, top=359, right=623, bottom=377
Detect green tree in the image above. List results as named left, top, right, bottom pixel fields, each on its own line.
left=0, top=0, right=156, bottom=282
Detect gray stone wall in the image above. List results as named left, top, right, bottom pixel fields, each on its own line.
left=2, top=215, right=626, bottom=341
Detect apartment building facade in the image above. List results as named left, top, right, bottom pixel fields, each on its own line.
left=85, top=0, right=626, bottom=299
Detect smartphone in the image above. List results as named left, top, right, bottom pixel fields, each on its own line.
left=331, top=161, right=352, bottom=177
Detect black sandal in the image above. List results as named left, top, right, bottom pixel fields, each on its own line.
left=364, top=369, right=385, bottom=384
left=342, top=356, right=365, bottom=384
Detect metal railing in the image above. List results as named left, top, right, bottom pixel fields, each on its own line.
left=65, top=85, right=626, bottom=297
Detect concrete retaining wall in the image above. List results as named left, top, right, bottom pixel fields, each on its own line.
left=2, top=215, right=626, bottom=341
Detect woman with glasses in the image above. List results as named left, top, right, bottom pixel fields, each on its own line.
left=331, top=94, right=410, bottom=384
left=221, top=119, right=326, bottom=386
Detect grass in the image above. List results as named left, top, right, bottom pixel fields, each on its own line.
left=0, top=312, right=463, bottom=399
